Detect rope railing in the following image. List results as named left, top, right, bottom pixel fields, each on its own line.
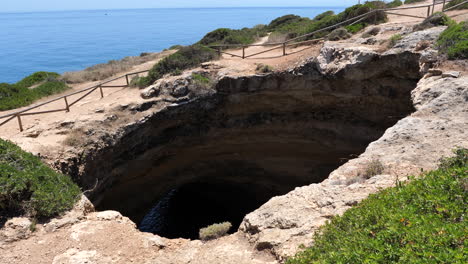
left=0, top=0, right=466, bottom=132
left=0, top=70, right=149, bottom=132
left=205, top=0, right=466, bottom=59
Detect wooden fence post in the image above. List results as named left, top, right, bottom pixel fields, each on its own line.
left=283, top=43, right=286, bottom=56
left=125, top=74, right=129, bottom=86
left=442, top=0, right=446, bottom=11
left=242, top=46, right=245, bottom=59
left=432, top=0, right=436, bottom=15
left=64, top=96, right=70, bottom=112
left=99, top=85, right=104, bottom=98
left=427, top=6, right=431, bottom=17
left=218, top=47, right=221, bottom=57
left=17, top=115, right=23, bottom=132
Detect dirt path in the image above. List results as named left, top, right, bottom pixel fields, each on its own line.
left=1, top=0, right=466, bottom=150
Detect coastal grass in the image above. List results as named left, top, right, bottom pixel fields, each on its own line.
left=386, top=0, right=403, bottom=8
left=61, top=52, right=166, bottom=84
left=286, top=148, right=467, bottom=264
left=437, top=20, right=468, bottom=59
left=388, top=33, right=403, bottom=47
left=136, top=2, right=389, bottom=88
left=0, top=139, right=81, bottom=218
left=199, top=222, right=232, bottom=241
left=0, top=72, right=69, bottom=111
left=264, top=1, right=387, bottom=43
left=403, top=0, right=426, bottom=4
left=137, top=45, right=219, bottom=87
left=445, top=0, right=468, bottom=10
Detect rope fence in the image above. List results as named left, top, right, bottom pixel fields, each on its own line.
left=0, top=0, right=466, bottom=132
left=205, top=0, right=466, bottom=59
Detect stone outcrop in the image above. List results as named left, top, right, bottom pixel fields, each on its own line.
left=1, top=25, right=466, bottom=264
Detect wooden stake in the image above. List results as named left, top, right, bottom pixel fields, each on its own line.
left=64, top=96, right=70, bottom=112
left=17, top=115, right=23, bottom=132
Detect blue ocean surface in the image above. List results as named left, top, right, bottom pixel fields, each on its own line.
left=0, top=7, right=345, bottom=83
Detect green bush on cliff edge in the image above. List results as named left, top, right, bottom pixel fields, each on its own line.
left=287, top=148, right=467, bottom=264
left=0, top=139, right=81, bottom=218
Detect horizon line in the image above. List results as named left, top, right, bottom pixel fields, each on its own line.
left=0, top=5, right=347, bottom=14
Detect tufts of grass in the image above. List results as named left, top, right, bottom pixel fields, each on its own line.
left=437, top=21, right=468, bottom=60
left=363, top=159, right=385, bottom=179
left=199, top=222, right=232, bottom=241
left=0, top=139, right=81, bottom=218
left=444, top=0, right=468, bottom=10
left=388, top=33, right=403, bottom=47
left=61, top=52, right=166, bottom=84
left=192, top=73, right=214, bottom=89
left=0, top=72, right=69, bottom=111
left=255, top=64, right=274, bottom=74
left=345, top=23, right=367, bottom=34
left=287, top=148, right=468, bottom=264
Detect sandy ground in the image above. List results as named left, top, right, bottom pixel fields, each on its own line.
left=0, top=0, right=466, bottom=150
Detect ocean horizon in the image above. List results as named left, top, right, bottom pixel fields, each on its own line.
left=0, top=6, right=345, bottom=84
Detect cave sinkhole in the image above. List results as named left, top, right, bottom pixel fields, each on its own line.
left=92, top=62, right=420, bottom=240
left=139, top=181, right=284, bottom=239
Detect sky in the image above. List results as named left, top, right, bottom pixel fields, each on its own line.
left=1, top=0, right=362, bottom=13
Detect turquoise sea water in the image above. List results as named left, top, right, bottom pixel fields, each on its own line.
left=0, top=7, right=345, bottom=83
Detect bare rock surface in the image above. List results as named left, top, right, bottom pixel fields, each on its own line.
left=0, top=19, right=466, bottom=264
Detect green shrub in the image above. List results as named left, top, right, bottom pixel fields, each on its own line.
left=404, top=0, right=426, bottom=4
left=388, top=33, right=403, bottom=47
left=386, top=0, right=403, bottom=8
left=199, top=222, right=232, bottom=241
left=345, top=23, right=367, bottom=33
left=0, top=73, right=70, bottom=111
left=437, top=21, right=468, bottom=59
left=142, top=45, right=219, bottom=86
left=198, top=26, right=267, bottom=46
left=192, top=73, right=211, bottom=84
left=445, top=0, right=468, bottom=10
left=15, top=71, right=60, bottom=88
left=313, top=11, right=335, bottom=21
left=0, top=139, right=81, bottom=218
left=287, top=148, right=468, bottom=264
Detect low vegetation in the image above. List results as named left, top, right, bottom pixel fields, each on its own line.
left=403, top=0, right=426, bottom=4
left=386, top=0, right=403, bottom=8
left=444, top=0, right=468, bottom=10
left=198, top=25, right=267, bottom=46
left=0, top=139, right=81, bottom=218
left=437, top=20, right=468, bottom=59
left=363, top=159, right=385, bottom=179
left=327, top=28, right=352, bottom=40
left=191, top=73, right=214, bottom=89
left=0, top=72, right=69, bottom=111
left=199, top=222, right=232, bottom=241
left=388, top=33, right=403, bottom=47
left=287, top=148, right=467, bottom=264
left=61, top=52, right=166, bottom=84
left=255, top=64, right=274, bottom=74
left=136, top=45, right=219, bottom=87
